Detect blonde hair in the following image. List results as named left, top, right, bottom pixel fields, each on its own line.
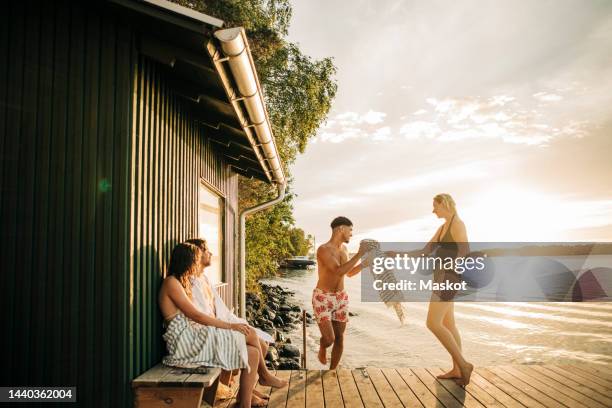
left=433, top=193, right=457, bottom=214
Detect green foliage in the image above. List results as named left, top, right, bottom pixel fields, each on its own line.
left=170, top=0, right=336, bottom=290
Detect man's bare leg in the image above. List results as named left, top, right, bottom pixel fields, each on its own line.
left=317, top=320, right=335, bottom=365
left=329, top=321, right=346, bottom=370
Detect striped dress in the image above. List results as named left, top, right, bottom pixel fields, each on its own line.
left=161, top=311, right=249, bottom=371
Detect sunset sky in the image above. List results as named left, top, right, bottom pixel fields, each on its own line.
left=286, top=0, right=612, bottom=248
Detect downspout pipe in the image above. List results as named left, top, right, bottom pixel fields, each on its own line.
left=239, top=182, right=286, bottom=317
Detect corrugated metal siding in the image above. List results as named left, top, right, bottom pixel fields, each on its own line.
left=0, top=1, right=239, bottom=406
left=0, top=2, right=134, bottom=406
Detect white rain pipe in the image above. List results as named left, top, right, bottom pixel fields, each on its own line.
left=238, top=182, right=286, bottom=317
left=214, top=27, right=285, bottom=185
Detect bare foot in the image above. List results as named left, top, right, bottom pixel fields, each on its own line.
left=253, top=389, right=270, bottom=400
left=236, top=394, right=268, bottom=407
left=258, top=374, right=288, bottom=388
left=456, top=362, right=474, bottom=387
left=318, top=345, right=327, bottom=365
left=436, top=368, right=461, bottom=379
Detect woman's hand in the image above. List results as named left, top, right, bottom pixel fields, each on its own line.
left=228, top=322, right=250, bottom=336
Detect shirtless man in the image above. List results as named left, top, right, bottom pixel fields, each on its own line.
left=312, top=216, right=367, bottom=369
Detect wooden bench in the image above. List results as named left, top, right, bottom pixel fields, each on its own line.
left=132, top=364, right=222, bottom=408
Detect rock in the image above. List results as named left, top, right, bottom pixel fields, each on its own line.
left=279, top=343, right=300, bottom=358
left=273, top=315, right=285, bottom=326
left=278, top=358, right=301, bottom=370
left=279, top=304, right=292, bottom=312
left=291, top=305, right=301, bottom=312
left=349, top=311, right=358, bottom=317
left=275, top=331, right=286, bottom=343
left=263, top=309, right=276, bottom=320
left=305, top=312, right=312, bottom=318
left=285, top=338, right=292, bottom=344
left=266, top=345, right=279, bottom=362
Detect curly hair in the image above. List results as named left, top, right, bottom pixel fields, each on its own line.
left=168, top=243, right=202, bottom=299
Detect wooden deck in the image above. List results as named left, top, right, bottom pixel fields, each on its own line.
left=213, top=364, right=612, bottom=407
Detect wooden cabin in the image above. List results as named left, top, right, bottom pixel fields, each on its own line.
left=0, top=0, right=285, bottom=406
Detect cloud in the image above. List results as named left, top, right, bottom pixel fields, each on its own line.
left=533, top=92, right=563, bottom=102
left=399, top=121, right=441, bottom=139
left=402, top=92, right=590, bottom=146
left=372, top=126, right=392, bottom=141
left=361, top=110, right=386, bottom=124
left=316, top=110, right=388, bottom=143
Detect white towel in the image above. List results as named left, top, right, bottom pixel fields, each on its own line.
left=191, top=274, right=274, bottom=343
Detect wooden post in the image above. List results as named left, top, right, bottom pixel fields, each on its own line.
left=302, top=310, right=307, bottom=369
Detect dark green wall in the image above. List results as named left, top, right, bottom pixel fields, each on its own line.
left=0, top=1, right=239, bottom=406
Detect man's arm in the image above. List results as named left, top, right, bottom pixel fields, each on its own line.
left=346, top=263, right=363, bottom=277
left=317, top=245, right=364, bottom=277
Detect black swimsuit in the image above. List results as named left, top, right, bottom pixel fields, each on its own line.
left=432, top=214, right=461, bottom=301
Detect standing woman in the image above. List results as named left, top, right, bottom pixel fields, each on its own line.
left=422, top=194, right=473, bottom=386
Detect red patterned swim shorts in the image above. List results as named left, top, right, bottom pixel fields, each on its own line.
left=311, top=287, right=349, bottom=323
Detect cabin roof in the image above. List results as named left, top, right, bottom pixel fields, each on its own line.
left=108, top=0, right=283, bottom=183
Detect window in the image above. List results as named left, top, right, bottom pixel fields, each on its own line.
left=198, top=182, right=224, bottom=284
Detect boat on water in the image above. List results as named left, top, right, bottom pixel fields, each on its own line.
left=281, top=255, right=316, bottom=269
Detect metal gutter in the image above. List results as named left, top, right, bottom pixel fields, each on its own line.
left=208, top=27, right=286, bottom=186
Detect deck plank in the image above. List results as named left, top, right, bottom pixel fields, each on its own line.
left=488, top=366, right=565, bottom=408
left=305, top=370, right=324, bottom=408
left=478, top=367, right=547, bottom=408
left=428, top=367, right=504, bottom=408
left=352, top=368, right=384, bottom=408
left=576, top=364, right=612, bottom=377
left=222, top=365, right=609, bottom=408
left=514, top=365, right=607, bottom=408
left=531, top=365, right=612, bottom=407
left=366, top=367, right=403, bottom=408
left=396, top=367, right=444, bottom=407
left=470, top=372, right=526, bottom=408
left=380, top=368, right=425, bottom=408
left=546, top=365, right=612, bottom=393
left=412, top=367, right=466, bottom=408
left=286, top=370, right=306, bottom=408
left=321, top=370, right=344, bottom=408
left=267, top=370, right=292, bottom=408
left=562, top=365, right=612, bottom=387
left=337, top=369, right=364, bottom=408
left=499, top=365, right=586, bottom=408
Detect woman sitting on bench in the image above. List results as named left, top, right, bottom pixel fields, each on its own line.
left=159, top=242, right=287, bottom=407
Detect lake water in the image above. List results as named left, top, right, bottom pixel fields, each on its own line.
left=262, top=262, right=612, bottom=370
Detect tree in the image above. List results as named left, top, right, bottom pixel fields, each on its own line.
left=170, top=1, right=337, bottom=290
